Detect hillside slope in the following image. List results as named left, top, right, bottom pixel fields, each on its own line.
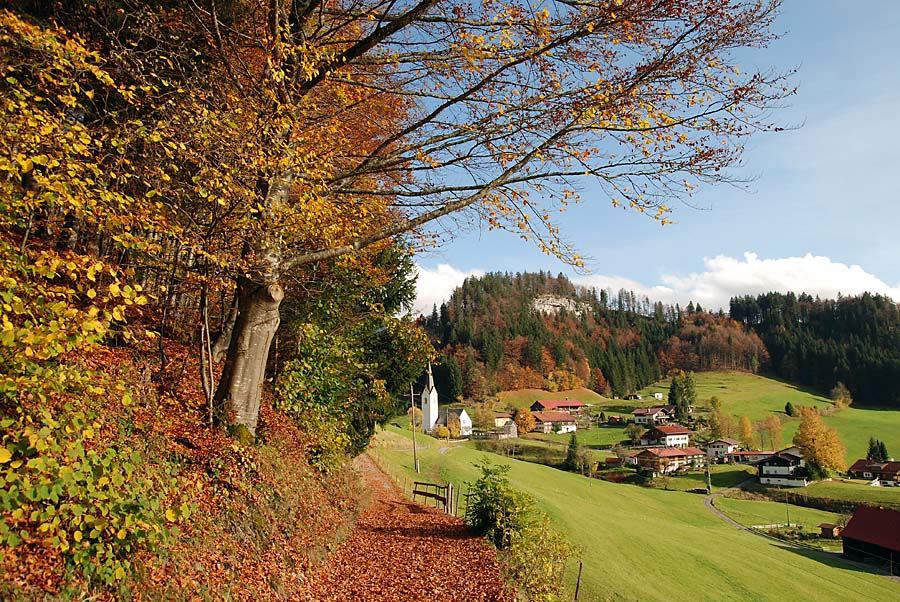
left=371, top=427, right=900, bottom=602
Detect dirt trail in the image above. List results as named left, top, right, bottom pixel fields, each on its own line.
left=295, top=454, right=511, bottom=601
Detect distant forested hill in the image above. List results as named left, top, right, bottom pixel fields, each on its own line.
left=421, top=272, right=766, bottom=400
left=423, top=273, right=900, bottom=409
left=730, top=292, right=900, bottom=407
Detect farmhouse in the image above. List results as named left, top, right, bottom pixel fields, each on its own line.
left=640, top=424, right=691, bottom=448
left=707, top=438, right=741, bottom=459
left=756, top=447, right=808, bottom=487
left=632, top=405, right=675, bottom=425
left=840, top=506, right=900, bottom=576
left=531, top=411, right=577, bottom=434
left=493, top=412, right=514, bottom=428
left=632, top=447, right=707, bottom=477
left=847, top=459, right=900, bottom=484
left=530, top=399, right=588, bottom=413
left=434, top=408, right=473, bottom=437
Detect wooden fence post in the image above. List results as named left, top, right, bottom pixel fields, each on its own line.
left=574, top=560, right=583, bottom=601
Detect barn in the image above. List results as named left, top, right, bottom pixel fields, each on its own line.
left=840, top=506, right=900, bottom=576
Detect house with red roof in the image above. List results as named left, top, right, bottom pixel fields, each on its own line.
left=840, top=506, right=900, bottom=575
left=640, top=424, right=691, bottom=448
left=531, top=411, right=577, bottom=434
left=632, top=405, right=675, bottom=425
left=632, top=447, right=707, bottom=477
left=847, top=459, right=900, bottom=484
left=529, top=399, right=588, bottom=414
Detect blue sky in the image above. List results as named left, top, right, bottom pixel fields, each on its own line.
left=412, top=1, right=900, bottom=314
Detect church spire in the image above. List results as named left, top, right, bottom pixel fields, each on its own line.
left=426, top=361, right=435, bottom=390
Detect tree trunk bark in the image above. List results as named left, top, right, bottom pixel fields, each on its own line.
left=213, top=279, right=284, bottom=436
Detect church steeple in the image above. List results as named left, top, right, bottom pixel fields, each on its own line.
left=421, top=362, right=439, bottom=433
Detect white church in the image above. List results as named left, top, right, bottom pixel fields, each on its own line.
left=420, top=364, right=472, bottom=437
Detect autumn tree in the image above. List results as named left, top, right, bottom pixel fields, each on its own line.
left=738, top=415, right=755, bottom=450
left=513, top=409, right=536, bottom=434
left=792, top=407, right=847, bottom=478
left=625, top=423, right=644, bottom=445
left=408, top=406, right=423, bottom=432
left=757, top=414, right=783, bottom=450
left=17, top=1, right=794, bottom=437
left=830, top=381, right=853, bottom=409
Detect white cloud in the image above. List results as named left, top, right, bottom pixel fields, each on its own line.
left=413, top=264, right=484, bottom=315
left=575, top=252, right=900, bottom=311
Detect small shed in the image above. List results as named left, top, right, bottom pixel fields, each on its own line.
left=818, top=523, right=841, bottom=538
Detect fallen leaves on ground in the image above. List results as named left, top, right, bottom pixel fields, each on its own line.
left=295, top=454, right=513, bottom=602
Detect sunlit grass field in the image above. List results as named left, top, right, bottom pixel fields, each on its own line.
left=369, top=426, right=900, bottom=602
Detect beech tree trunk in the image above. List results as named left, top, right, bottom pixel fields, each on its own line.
left=214, top=278, right=284, bottom=435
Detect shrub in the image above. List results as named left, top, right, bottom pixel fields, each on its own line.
left=465, top=462, right=531, bottom=549
left=465, top=462, right=573, bottom=601
left=0, top=404, right=181, bottom=585
left=433, top=425, right=450, bottom=439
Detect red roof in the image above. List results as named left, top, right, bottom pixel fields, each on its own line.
left=651, top=425, right=691, bottom=435
left=841, top=506, right=900, bottom=553
left=533, top=400, right=587, bottom=409
left=532, top=411, right=576, bottom=423
left=638, top=447, right=705, bottom=458
left=494, top=412, right=513, bottom=419
left=848, top=459, right=900, bottom=476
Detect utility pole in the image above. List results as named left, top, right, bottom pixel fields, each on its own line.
left=410, top=384, right=420, bottom=473
left=706, top=459, right=713, bottom=495
left=784, top=495, right=791, bottom=527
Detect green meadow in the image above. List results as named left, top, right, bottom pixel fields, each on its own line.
left=498, top=372, right=900, bottom=464
left=369, top=426, right=900, bottom=602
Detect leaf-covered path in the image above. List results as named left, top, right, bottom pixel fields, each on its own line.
left=295, top=454, right=511, bottom=601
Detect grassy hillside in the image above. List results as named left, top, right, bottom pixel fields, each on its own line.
left=496, top=372, right=900, bottom=462
left=496, top=387, right=610, bottom=410
left=370, top=426, right=900, bottom=602
left=637, top=371, right=899, bottom=463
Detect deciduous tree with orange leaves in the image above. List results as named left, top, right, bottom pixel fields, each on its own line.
left=792, top=407, right=847, bottom=478
left=11, top=0, right=794, bottom=437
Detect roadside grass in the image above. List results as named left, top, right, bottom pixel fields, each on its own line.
left=714, top=497, right=842, bottom=533
left=648, top=464, right=755, bottom=493
left=369, top=425, right=900, bottom=602
left=801, top=480, right=900, bottom=507
left=713, top=497, right=844, bottom=551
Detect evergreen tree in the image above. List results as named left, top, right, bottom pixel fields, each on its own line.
left=784, top=402, right=795, bottom=417
left=564, top=433, right=579, bottom=471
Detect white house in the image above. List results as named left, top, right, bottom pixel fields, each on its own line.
left=640, top=425, right=691, bottom=448
left=632, top=405, right=674, bottom=425
left=651, top=392, right=664, bottom=401
left=420, top=363, right=439, bottom=433
left=707, top=438, right=741, bottom=459
left=493, top=412, right=514, bottom=428
left=757, top=447, right=809, bottom=487
left=435, top=408, right=473, bottom=437
left=532, top=411, right=577, bottom=434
